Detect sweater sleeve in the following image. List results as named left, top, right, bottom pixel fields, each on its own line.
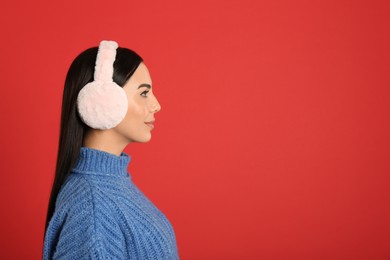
left=43, top=176, right=126, bottom=259
left=53, top=204, right=108, bottom=259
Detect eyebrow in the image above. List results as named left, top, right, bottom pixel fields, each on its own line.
left=137, top=84, right=152, bottom=89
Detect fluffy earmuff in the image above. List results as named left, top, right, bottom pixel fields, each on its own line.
left=76, top=40, right=128, bottom=130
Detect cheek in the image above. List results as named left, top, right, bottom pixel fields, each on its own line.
left=124, top=102, right=146, bottom=123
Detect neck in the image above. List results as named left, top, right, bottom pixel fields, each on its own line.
left=82, top=129, right=131, bottom=156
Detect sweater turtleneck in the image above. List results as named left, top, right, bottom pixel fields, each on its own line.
left=72, top=146, right=131, bottom=177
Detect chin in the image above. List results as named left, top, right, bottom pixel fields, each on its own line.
left=135, top=134, right=152, bottom=143
left=140, top=138, right=152, bottom=143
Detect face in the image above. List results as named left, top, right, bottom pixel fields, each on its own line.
left=113, top=62, right=161, bottom=143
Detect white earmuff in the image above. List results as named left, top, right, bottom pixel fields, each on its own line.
left=76, top=40, right=128, bottom=130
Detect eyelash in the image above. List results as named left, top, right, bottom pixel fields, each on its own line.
left=141, top=90, right=149, bottom=97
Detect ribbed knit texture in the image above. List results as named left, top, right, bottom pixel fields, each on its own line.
left=43, top=147, right=179, bottom=259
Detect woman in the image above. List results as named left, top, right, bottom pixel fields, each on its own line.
left=43, top=40, right=179, bottom=259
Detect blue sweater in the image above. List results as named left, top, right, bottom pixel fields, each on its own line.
left=43, top=147, right=179, bottom=259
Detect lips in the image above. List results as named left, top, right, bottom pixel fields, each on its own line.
left=145, top=120, right=155, bottom=129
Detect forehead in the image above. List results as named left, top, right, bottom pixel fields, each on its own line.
left=123, top=62, right=152, bottom=91
left=133, top=62, right=152, bottom=84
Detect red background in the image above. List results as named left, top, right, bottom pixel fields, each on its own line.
left=1, top=0, right=389, bottom=259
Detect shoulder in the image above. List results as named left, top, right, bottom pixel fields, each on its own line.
left=55, top=173, right=128, bottom=238
left=44, top=174, right=128, bottom=259
left=56, top=173, right=126, bottom=212
left=55, top=173, right=94, bottom=211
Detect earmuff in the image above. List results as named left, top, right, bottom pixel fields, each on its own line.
left=76, top=40, right=128, bottom=130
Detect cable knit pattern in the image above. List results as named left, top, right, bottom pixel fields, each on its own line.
left=43, top=147, right=179, bottom=259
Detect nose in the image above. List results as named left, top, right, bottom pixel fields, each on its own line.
left=150, top=98, right=161, bottom=113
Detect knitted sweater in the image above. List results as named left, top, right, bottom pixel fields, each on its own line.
left=43, top=147, right=179, bottom=259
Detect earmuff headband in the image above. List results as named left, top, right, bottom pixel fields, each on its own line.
left=94, top=41, right=118, bottom=82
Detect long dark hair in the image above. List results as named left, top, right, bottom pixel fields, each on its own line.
left=43, top=45, right=143, bottom=241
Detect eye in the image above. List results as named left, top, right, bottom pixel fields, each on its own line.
left=141, top=90, right=149, bottom=97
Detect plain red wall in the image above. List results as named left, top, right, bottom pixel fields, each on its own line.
left=0, top=0, right=389, bottom=259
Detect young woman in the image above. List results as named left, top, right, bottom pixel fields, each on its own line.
left=43, top=40, right=179, bottom=259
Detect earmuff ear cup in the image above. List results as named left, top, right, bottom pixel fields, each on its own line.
left=77, top=80, right=128, bottom=130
